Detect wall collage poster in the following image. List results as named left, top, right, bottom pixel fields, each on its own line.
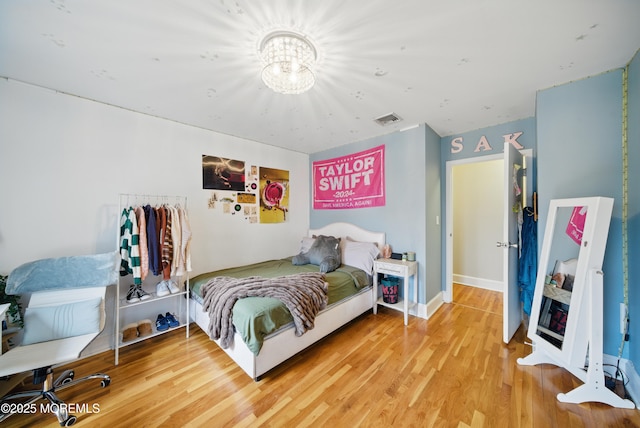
left=202, top=155, right=289, bottom=224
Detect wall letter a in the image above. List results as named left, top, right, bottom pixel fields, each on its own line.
left=474, top=136, right=492, bottom=152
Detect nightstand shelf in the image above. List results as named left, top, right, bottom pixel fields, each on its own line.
left=373, top=258, right=418, bottom=325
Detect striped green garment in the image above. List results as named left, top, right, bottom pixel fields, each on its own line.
left=119, top=207, right=142, bottom=285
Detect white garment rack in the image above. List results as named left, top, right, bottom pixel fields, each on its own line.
left=115, top=193, right=190, bottom=365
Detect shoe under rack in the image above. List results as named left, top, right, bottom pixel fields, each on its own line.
left=121, top=281, right=184, bottom=307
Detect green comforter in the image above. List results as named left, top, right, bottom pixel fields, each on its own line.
left=190, top=257, right=370, bottom=355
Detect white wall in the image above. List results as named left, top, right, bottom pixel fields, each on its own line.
left=0, top=78, right=310, bottom=352
left=452, top=159, right=503, bottom=290
left=0, top=78, right=310, bottom=273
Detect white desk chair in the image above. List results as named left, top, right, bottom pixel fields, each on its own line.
left=0, top=252, right=119, bottom=426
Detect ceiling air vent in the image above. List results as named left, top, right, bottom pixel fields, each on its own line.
left=374, top=112, right=402, bottom=126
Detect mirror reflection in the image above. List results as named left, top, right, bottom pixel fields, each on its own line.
left=536, top=206, right=586, bottom=349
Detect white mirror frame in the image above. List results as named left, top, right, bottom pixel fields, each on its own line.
left=518, top=196, right=634, bottom=408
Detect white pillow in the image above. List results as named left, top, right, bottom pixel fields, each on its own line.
left=22, top=297, right=102, bottom=345
left=342, top=239, right=380, bottom=274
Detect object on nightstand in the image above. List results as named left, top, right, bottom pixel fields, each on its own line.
left=381, top=277, right=399, bottom=304
left=381, top=244, right=392, bottom=259
left=390, top=252, right=403, bottom=260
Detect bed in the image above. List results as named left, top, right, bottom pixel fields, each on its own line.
left=188, top=222, right=385, bottom=380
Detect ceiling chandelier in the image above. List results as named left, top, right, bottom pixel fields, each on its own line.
left=259, top=31, right=317, bottom=95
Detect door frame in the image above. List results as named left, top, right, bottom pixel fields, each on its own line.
left=444, top=149, right=533, bottom=304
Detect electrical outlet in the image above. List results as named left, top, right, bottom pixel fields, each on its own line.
left=620, top=303, right=628, bottom=335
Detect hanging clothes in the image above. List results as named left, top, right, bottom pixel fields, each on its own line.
left=176, top=206, right=192, bottom=276
left=144, top=204, right=162, bottom=276
left=134, top=206, right=149, bottom=281
left=119, top=197, right=192, bottom=281
left=119, top=207, right=142, bottom=285
left=161, top=205, right=174, bottom=281
left=169, top=204, right=182, bottom=276
left=519, top=206, right=537, bottom=315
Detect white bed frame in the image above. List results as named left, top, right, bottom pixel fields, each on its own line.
left=189, top=222, right=385, bottom=380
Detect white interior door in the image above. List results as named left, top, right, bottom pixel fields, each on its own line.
left=502, top=142, right=525, bottom=343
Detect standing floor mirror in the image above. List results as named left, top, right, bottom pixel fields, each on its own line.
left=517, top=196, right=634, bottom=408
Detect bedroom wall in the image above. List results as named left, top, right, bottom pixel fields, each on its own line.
left=440, top=117, right=537, bottom=295
left=536, top=69, right=625, bottom=358
left=627, top=50, right=640, bottom=374
left=309, top=124, right=442, bottom=314
left=0, top=78, right=310, bottom=351
left=0, top=79, right=311, bottom=273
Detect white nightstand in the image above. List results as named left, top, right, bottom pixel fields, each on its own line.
left=372, top=258, right=418, bottom=325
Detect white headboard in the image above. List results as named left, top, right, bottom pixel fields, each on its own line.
left=308, top=222, right=385, bottom=250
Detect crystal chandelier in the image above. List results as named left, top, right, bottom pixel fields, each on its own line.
left=259, top=31, right=317, bottom=95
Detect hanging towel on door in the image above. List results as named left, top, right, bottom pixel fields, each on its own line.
left=518, top=207, right=537, bottom=315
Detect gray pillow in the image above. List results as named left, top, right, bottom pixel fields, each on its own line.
left=292, top=235, right=341, bottom=273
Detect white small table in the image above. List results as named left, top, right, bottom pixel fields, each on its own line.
left=372, top=259, right=418, bottom=325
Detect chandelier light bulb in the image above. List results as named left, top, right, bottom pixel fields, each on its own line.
left=259, top=31, right=317, bottom=95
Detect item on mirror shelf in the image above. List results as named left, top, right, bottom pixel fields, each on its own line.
left=382, top=244, right=392, bottom=259
left=552, top=272, right=566, bottom=288
left=126, top=284, right=151, bottom=303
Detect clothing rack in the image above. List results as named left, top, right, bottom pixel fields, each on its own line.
left=119, top=193, right=187, bottom=208
left=115, top=193, right=191, bottom=365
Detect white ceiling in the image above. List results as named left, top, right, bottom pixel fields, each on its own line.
left=1, top=1, right=639, bottom=154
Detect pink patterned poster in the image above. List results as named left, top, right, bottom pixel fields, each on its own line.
left=313, top=145, right=385, bottom=209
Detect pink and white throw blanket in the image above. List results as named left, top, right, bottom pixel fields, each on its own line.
left=200, top=272, right=328, bottom=349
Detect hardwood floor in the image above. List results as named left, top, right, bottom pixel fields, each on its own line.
left=3, top=286, right=640, bottom=427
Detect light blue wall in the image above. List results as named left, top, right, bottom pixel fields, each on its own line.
left=627, top=50, right=640, bottom=367
left=441, top=118, right=537, bottom=164
left=309, top=124, right=442, bottom=305
left=536, top=69, right=625, bottom=357
left=440, top=117, right=537, bottom=294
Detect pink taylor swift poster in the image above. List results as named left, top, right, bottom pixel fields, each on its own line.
left=313, top=145, right=385, bottom=210
left=566, top=206, right=587, bottom=245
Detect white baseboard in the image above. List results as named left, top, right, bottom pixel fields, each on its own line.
left=603, top=354, right=639, bottom=407
left=401, top=291, right=443, bottom=321
left=426, top=291, right=444, bottom=318
left=453, top=274, right=503, bottom=292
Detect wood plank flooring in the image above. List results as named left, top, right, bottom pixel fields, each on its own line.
left=3, top=285, right=639, bottom=427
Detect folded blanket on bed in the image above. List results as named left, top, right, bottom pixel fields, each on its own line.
left=200, top=272, right=328, bottom=349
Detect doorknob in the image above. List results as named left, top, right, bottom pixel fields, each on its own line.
left=496, top=241, right=518, bottom=249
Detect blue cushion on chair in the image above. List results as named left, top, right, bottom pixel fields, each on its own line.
left=21, top=297, right=102, bottom=345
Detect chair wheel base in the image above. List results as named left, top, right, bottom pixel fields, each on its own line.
left=60, top=415, right=77, bottom=426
